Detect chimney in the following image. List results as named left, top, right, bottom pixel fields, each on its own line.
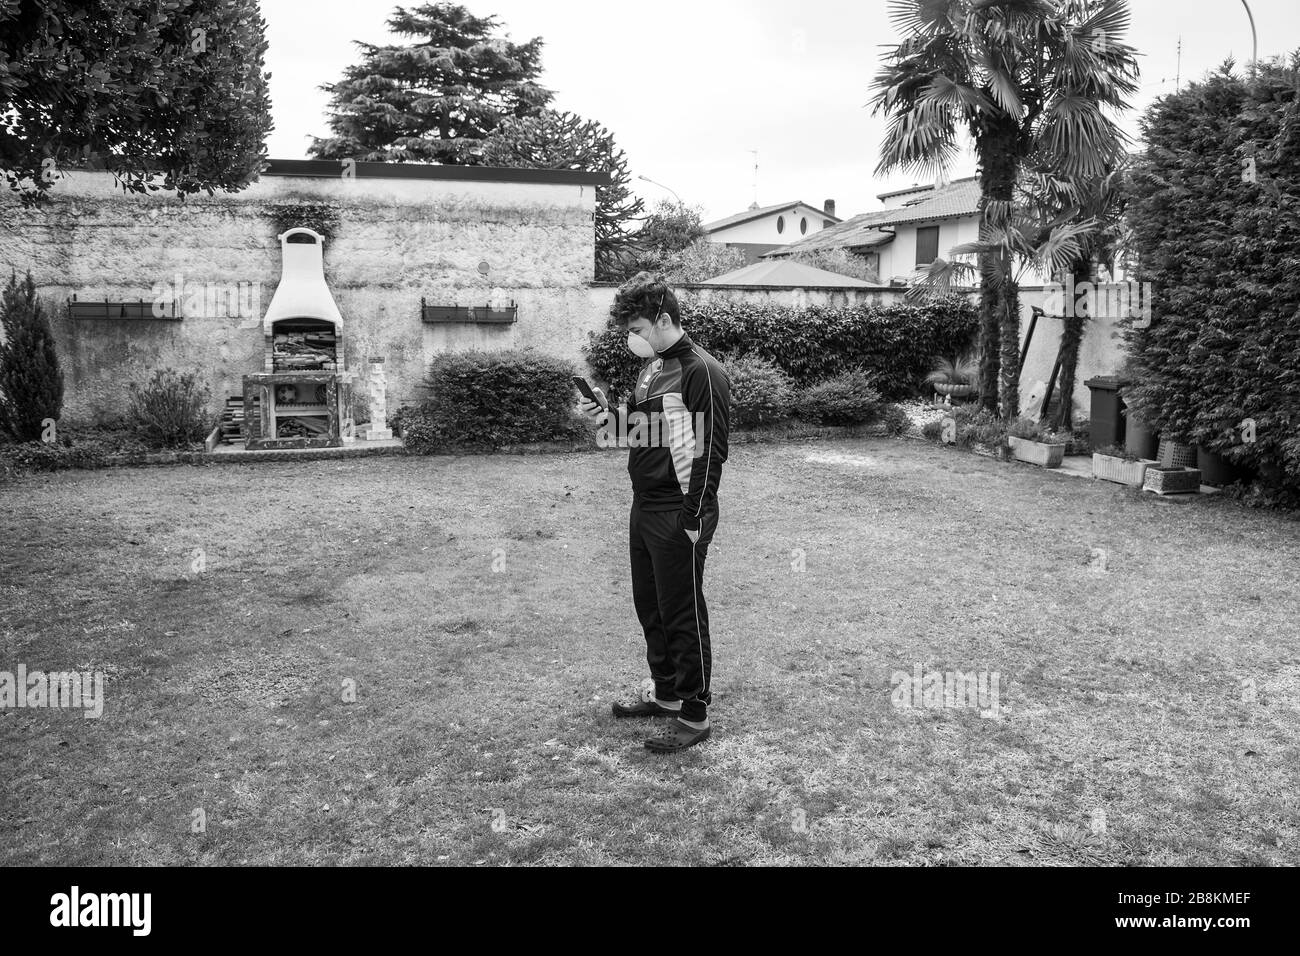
left=823, top=199, right=836, bottom=219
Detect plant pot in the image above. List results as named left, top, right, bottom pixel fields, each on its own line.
left=1157, top=438, right=1197, bottom=469
left=1124, top=416, right=1158, bottom=460
left=933, top=383, right=976, bottom=400
left=1007, top=435, right=1066, bottom=468
left=1142, top=466, right=1202, bottom=495
left=1196, top=446, right=1245, bottom=487
left=1092, top=453, right=1153, bottom=487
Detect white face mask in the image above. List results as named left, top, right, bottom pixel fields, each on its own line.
left=627, top=331, right=657, bottom=358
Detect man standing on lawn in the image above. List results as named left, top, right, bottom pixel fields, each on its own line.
left=577, top=272, right=731, bottom=753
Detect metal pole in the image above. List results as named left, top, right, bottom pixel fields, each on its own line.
left=637, top=174, right=683, bottom=205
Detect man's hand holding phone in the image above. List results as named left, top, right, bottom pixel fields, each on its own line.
left=574, top=377, right=610, bottom=423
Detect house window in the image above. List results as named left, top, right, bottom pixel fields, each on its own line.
left=916, top=226, right=940, bottom=266
left=777, top=215, right=785, bottom=234
left=800, top=217, right=808, bottom=235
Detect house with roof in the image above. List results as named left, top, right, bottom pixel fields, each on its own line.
left=764, top=178, right=987, bottom=285
left=765, top=177, right=1051, bottom=287
left=703, top=199, right=842, bottom=264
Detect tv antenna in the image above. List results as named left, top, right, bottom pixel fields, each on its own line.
left=749, top=149, right=759, bottom=209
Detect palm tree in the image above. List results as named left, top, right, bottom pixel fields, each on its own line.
left=1034, top=161, right=1131, bottom=429
left=871, top=0, right=1140, bottom=417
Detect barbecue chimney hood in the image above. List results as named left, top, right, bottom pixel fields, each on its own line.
left=262, top=227, right=344, bottom=334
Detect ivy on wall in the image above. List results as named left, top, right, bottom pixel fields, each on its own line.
left=262, top=201, right=342, bottom=243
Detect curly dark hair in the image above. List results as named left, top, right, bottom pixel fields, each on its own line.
left=609, top=271, right=681, bottom=327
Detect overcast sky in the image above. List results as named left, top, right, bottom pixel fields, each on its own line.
left=262, top=0, right=1298, bottom=223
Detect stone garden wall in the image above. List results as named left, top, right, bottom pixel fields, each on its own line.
left=0, top=166, right=606, bottom=425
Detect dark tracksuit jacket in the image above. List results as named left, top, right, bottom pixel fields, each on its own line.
left=611, top=331, right=730, bottom=721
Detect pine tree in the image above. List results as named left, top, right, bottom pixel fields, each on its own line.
left=309, top=3, right=553, bottom=164
left=482, top=109, right=644, bottom=280
left=0, top=273, right=64, bottom=443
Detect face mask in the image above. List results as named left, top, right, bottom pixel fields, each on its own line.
left=627, top=331, right=657, bottom=358
left=626, top=287, right=668, bottom=359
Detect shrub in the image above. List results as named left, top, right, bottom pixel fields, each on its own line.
left=958, top=409, right=1007, bottom=448
left=1094, top=444, right=1140, bottom=462
left=795, top=370, right=884, bottom=426
left=1123, top=58, right=1300, bottom=503
left=921, top=419, right=944, bottom=441
left=723, top=354, right=795, bottom=428
left=0, top=272, right=64, bottom=442
left=881, top=404, right=911, bottom=437
left=411, top=348, right=585, bottom=452
left=387, top=404, right=415, bottom=438
left=125, top=369, right=213, bottom=448
left=582, top=295, right=979, bottom=402
left=1007, top=417, right=1071, bottom=443
left=583, top=322, right=644, bottom=405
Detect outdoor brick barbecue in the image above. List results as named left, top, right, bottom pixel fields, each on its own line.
left=243, top=227, right=349, bottom=450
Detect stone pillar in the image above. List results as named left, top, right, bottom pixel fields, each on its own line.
left=366, top=356, right=393, bottom=440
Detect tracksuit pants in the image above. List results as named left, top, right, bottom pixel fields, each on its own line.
left=629, top=497, right=720, bottom=722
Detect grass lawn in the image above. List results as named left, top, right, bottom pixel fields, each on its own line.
left=2, top=437, right=1299, bottom=866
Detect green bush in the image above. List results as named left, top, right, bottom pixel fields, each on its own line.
left=1123, top=58, right=1300, bottom=503
left=0, top=272, right=64, bottom=442
left=958, top=408, right=1007, bottom=448
left=723, top=354, right=795, bottom=428
left=795, top=370, right=884, bottom=426
left=1007, top=416, right=1071, bottom=444
left=126, top=368, right=213, bottom=448
left=582, top=295, right=978, bottom=403
left=881, top=404, right=911, bottom=437
left=409, top=348, right=585, bottom=452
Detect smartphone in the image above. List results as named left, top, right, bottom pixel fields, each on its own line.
left=572, top=376, right=607, bottom=408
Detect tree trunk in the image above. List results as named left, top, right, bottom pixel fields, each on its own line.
left=1052, top=259, right=1093, bottom=430
left=997, top=263, right=1022, bottom=420
left=976, top=118, right=1020, bottom=413
left=977, top=265, right=999, bottom=411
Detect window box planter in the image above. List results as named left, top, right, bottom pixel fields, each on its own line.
left=1092, top=453, right=1154, bottom=487
left=420, top=299, right=517, bottom=324
left=1007, top=435, right=1066, bottom=468
left=1142, top=465, right=1202, bottom=495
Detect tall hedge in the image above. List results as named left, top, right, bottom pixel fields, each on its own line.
left=413, top=348, right=584, bottom=450
left=584, top=295, right=978, bottom=403
left=0, top=272, right=63, bottom=442
left=1121, top=56, right=1300, bottom=502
